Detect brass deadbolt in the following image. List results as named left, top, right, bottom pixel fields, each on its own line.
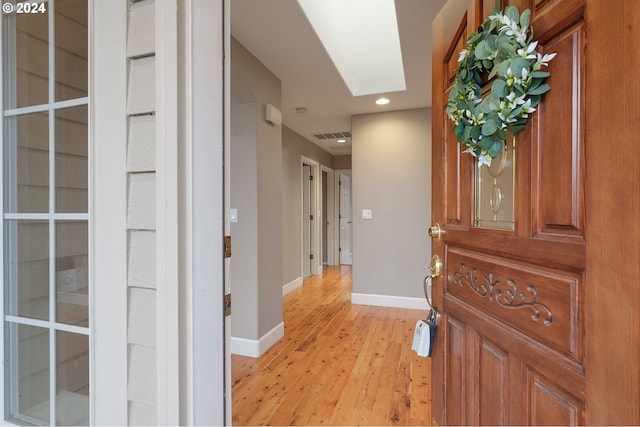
left=428, top=223, right=442, bottom=242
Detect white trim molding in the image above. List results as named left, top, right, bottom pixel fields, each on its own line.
left=283, top=277, right=303, bottom=295
left=231, top=322, right=285, bottom=358
left=92, top=0, right=128, bottom=424
left=351, top=293, right=430, bottom=310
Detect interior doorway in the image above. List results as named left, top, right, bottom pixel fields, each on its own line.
left=338, top=171, right=353, bottom=265
left=302, top=164, right=313, bottom=277
left=301, top=157, right=321, bottom=277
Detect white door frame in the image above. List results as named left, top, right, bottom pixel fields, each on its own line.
left=321, top=165, right=336, bottom=266
left=301, top=156, right=321, bottom=276
left=223, top=0, right=232, bottom=423
left=183, top=1, right=226, bottom=424
left=302, top=164, right=312, bottom=277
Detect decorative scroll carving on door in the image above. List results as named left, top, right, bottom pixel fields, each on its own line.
left=452, top=263, right=553, bottom=326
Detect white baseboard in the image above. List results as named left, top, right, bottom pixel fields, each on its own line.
left=282, top=276, right=303, bottom=295
left=351, top=292, right=430, bottom=310
left=231, top=321, right=285, bottom=358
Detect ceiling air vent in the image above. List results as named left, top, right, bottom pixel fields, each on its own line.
left=313, top=131, right=352, bottom=140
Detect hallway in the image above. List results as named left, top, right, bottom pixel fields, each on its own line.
left=231, top=266, right=433, bottom=425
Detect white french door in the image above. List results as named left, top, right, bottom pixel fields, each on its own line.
left=1, top=1, right=90, bottom=425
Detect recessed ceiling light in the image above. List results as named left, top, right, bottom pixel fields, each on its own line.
left=376, top=98, right=390, bottom=105
left=337, top=139, right=346, bottom=143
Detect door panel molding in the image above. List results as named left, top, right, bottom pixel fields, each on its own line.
left=446, top=246, right=582, bottom=361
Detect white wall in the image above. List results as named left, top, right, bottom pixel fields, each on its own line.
left=351, top=108, right=432, bottom=307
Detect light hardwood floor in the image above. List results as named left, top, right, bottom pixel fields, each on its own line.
left=232, top=265, right=433, bottom=426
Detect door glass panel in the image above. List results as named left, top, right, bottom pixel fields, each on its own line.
left=55, top=221, right=88, bottom=326
left=55, top=0, right=88, bottom=101
left=2, top=5, right=49, bottom=109
left=55, top=331, right=89, bottom=426
left=5, top=220, right=49, bottom=320
left=3, top=1, right=90, bottom=424
left=55, top=106, right=88, bottom=212
left=474, top=136, right=516, bottom=230
left=9, top=324, right=51, bottom=425
left=4, top=112, right=49, bottom=213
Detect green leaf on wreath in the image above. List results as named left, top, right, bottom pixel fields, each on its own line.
left=510, top=57, right=530, bottom=77
left=491, top=79, right=508, bottom=98
left=487, top=34, right=498, bottom=51
left=520, top=9, right=531, bottom=29
left=488, top=140, right=503, bottom=158
left=530, top=71, right=550, bottom=78
left=506, top=123, right=526, bottom=133
left=474, top=41, right=490, bottom=60
left=478, top=137, right=493, bottom=149
left=528, top=83, right=550, bottom=95
left=471, top=125, right=482, bottom=141
left=496, top=60, right=510, bottom=78
left=505, top=6, right=519, bottom=23
left=463, top=126, right=473, bottom=141
left=481, top=120, right=498, bottom=136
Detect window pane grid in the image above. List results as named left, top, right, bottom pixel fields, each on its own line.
left=5, top=315, right=89, bottom=336
left=3, top=96, right=89, bottom=117
left=2, top=0, right=89, bottom=424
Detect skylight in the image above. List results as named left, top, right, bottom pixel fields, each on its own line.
left=297, top=0, right=406, bottom=97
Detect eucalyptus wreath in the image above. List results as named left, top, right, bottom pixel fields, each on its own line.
left=446, top=6, right=556, bottom=166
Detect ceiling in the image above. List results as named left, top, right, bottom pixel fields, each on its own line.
left=230, top=0, right=447, bottom=156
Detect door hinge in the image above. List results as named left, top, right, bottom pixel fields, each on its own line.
left=309, top=175, right=313, bottom=181
left=224, top=293, right=231, bottom=316
left=310, top=254, right=314, bottom=260
left=310, top=214, right=314, bottom=220
left=224, top=235, right=231, bottom=258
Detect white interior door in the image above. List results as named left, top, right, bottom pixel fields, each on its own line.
left=339, top=173, right=352, bottom=265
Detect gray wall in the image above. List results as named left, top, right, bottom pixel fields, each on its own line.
left=352, top=108, right=432, bottom=299
left=230, top=37, right=283, bottom=340
left=282, top=126, right=335, bottom=285
left=333, top=155, right=352, bottom=170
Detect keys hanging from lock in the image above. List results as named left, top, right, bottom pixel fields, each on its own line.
left=427, top=306, right=440, bottom=326
left=412, top=306, right=440, bottom=357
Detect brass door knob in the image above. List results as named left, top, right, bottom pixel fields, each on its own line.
left=428, top=223, right=442, bottom=242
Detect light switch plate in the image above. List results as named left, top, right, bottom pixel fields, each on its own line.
left=230, top=208, right=238, bottom=223
left=362, top=209, right=372, bottom=220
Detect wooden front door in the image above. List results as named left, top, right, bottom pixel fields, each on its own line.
left=431, top=0, right=640, bottom=425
